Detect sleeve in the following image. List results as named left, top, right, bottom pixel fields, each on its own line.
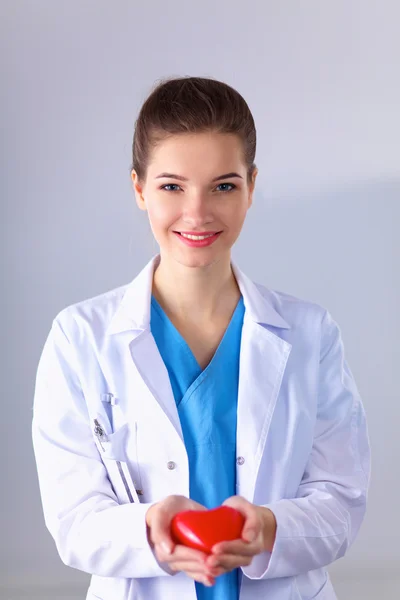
left=242, top=309, right=371, bottom=580
left=32, top=317, right=175, bottom=579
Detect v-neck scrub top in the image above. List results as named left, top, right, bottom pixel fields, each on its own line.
left=150, top=295, right=245, bottom=600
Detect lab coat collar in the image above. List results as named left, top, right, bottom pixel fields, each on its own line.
left=106, top=254, right=290, bottom=335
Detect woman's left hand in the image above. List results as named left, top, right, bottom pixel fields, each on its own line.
left=204, top=496, right=277, bottom=579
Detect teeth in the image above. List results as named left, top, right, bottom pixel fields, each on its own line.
left=180, top=233, right=215, bottom=240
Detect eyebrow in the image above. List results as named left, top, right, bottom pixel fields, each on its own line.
left=155, top=172, right=243, bottom=182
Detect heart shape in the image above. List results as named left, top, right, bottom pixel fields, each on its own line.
left=171, top=506, right=245, bottom=554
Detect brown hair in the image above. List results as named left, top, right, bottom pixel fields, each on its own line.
left=131, top=76, right=257, bottom=186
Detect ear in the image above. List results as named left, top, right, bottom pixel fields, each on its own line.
left=131, top=170, right=147, bottom=211
left=247, top=168, right=258, bottom=209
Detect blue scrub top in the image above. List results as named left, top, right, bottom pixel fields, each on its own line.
left=150, top=294, right=245, bottom=600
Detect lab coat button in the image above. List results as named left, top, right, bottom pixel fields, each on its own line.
left=167, top=461, right=176, bottom=470
left=236, top=456, right=245, bottom=466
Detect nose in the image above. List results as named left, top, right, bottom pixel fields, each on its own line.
left=182, top=193, right=213, bottom=226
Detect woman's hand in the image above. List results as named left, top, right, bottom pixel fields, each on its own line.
left=145, top=495, right=216, bottom=587
left=204, top=496, right=277, bottom=578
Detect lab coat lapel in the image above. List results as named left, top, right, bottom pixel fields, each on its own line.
left=105, top=254, right=293, bottom=492
left=106, top=255, right=184, bottom=444
left=232, top=263, right=292, bottom=502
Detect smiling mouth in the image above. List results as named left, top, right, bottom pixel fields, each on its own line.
left=173, top=230, right=223, bottom=247
left=175, top=231, right=222, bottom=239
left=178, top=233, right=219, bottom=240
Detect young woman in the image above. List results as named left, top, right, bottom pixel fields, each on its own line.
left=32, top=76, right=371, bottom=600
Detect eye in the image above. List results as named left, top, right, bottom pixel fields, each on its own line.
left=159, top=182, right=237, bottom=193
left=215, top=183, right=236, bottom=193
left=160, top=184, right=181, bottom=192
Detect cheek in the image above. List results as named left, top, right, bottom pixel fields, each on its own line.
left=147, top=203, right=179, bottom=230
left=222, top=202, right=248, bottom=231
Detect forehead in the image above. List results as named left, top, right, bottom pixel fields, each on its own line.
left=147, top=132, right=245, bottom=174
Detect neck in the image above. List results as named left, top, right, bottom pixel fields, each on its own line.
left=152, top=252, right=240, bottom=322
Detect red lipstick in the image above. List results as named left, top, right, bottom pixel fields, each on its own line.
left=173, top=231, right=222, bottom=248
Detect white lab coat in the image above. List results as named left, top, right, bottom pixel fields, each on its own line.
left=32, top=254, right=370, bottom=600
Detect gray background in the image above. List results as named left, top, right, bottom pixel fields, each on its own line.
left=1, top=1, right=399, bottom=598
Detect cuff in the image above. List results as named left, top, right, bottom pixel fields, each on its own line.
left=146, top=520, right=176, bottom=576
left=94, top=501, right=176, bottom=577
left=241, top=503, right=278, bottom=580
left=241, top=549, right=273, bottom=579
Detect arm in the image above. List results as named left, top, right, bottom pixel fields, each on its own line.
left=32, top=318, right=173, bottom=579
left=242, top=309, right=371, bottom=579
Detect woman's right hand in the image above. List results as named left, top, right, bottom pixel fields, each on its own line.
left=146, top=495, right=216, bottom=587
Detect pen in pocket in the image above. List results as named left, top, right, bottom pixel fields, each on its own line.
left=93, top=419, right=108, bottom=451
left=93, top=418, right=143, bottom=503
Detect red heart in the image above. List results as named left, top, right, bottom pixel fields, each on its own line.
left=171, top=506, right=245, bottom=554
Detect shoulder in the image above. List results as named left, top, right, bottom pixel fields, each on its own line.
left=255, top=280, right=328, bottom=330
left=254, top=281, right=346, bottom=364
left=51, top=282, right=130, bottom=342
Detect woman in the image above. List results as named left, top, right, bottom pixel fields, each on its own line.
left=32, top=76, right=371, bottom=600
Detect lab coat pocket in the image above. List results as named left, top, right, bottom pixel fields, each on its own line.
left=94, top=421, right=142, bottom=505
left=101, top=422, right=130, bottom=461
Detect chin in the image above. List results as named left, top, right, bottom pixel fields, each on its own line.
left=178, top=256, right=216, bottom=269
left=174, top=248, right=230, bottom=270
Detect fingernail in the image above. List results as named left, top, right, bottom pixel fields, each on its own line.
left=245, top=529, right=256, bottom=542
left=161, top=541, right=172, bottom=554
left=207, top=556, right=218, bottom=567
